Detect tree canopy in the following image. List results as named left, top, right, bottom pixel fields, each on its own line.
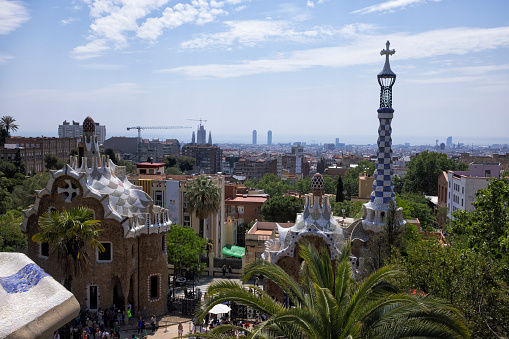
left=184, top=175, right=220, bottom=237
left=166, top=224, right=208, bottom=272
left=0, top=210, right=26, bottom=252
left=32, top=207, right=104, bottom=279
left=449, top=178, right=509, bottom=279
left=403, top=151, right=467, bottom=195
left=196, top=242, right=469, bottom=339
left=261, top=195, right=303, bottom=223
left=392, top=238, right=509, bottom=338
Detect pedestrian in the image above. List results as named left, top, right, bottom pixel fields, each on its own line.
left=178, top=322, right=183, bottom=338
left=222, top=264, right=227, bottom=277
left=255, top=275, right=260, bottom=287
left=150, top=315, right=156, bottom=333
left=228, top=265, right=232, bottom=278
left=138, top=316, right=143, bottom=334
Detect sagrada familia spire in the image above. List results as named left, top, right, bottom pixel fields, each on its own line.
left=362, top=41, right=405, bottom=231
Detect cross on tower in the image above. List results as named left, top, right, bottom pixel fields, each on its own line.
left=380, top=40, right=395, bottom=62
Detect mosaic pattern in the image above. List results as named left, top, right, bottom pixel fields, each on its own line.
left=370, top=118, right=395, bottom=205
left=86, top=162, right=152, bottom=217
left=311, top=173, right=324, bottom=190
left=0, top=263, right=48, bottom=294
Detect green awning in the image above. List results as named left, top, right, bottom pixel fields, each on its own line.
left=222, top=245, right=245, bottom=258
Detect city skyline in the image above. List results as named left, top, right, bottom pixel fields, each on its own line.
left=1, top=0, right=509, bottom=146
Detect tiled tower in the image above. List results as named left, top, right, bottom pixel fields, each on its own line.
left=362, top=41, right=404, bottom=230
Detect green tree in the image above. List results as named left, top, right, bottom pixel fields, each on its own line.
left=323, top=175, right=337, bottom=194
left=10, top=172, right=50, bottom=209
left=197, top=242, right=469, bottom=339
left=103, top=148, right=118, bottom=164
left=450, top=179, right=509, bottom=280
left=44, top=153, right=65, bottom=170
left=116, top=158, right=136, bottom=174
left=261, top=195, right=303, bottom=223
left=165, top=166, right=182, bottom=175
left=295, top=176, right=311, bottom=195
left=393, top=239, right=509, bottom=338
left=336, top=176, right=344, bottom=202
left=13, top=148, right=25, bottom=175
left=178, top=156, right=195, bottom=173
left=164, top=155, right=178, bottom=168
left=0, top=116, right=19, bottom=145
left=403, top=151, right=467, bottom=195
left=0, top=210, right=27, bottom=252
left=331, top=200, right=363, bottom=219
left=32, top=207, right=104, bottom=289
left=184, top=175, right=221, bottom=238
left=343, top=160, right=376, bottom=199
left=166, top=224, right=208, bottom=282
left=396, top=193, right=437, bottom=231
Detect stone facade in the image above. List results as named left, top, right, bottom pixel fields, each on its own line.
left=21, top=117, right=171, bottom=320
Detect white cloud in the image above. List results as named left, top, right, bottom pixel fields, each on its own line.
left=60, top=17, right=80, bottom=26
left=0, top=0, right=30, bottom=35
left=407, top=76, right=482, bottom=84
left=421, top=64, right=509, bottom=76
left=71, top=38, right=110, bottom=60
left=0, top=53, right=13, bottom=63
left=157, top=26, right=509, bottom=78
left=136, top=2, right=228, bottom=41
left=352, top=0, right=440, bottom=15
left=180, top=20, right=338, bottom=49
left=73, top=0, right=244, bottom=59
left=307, top=1, right=314, bottom=8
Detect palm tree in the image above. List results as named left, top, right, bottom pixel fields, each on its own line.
left=184, top=175, right=221, bottom=238
left=32, top=206, right=104, bottom=289
left=195, top=242, right=470, bottom=339
left=0, top=115, right=19, bottom=144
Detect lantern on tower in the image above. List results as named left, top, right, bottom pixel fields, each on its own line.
left=377, top=41, right=396, bottom=112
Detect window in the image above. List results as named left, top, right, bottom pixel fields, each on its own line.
left=97, top=242, right=112, bottom=262
left=154, top=191, right=163, bottom=207
left=40, top=242, right=49, bottom=259
left=148, top=274, right=161, bottom=301
left=183, top=214, right=191, bottom=227
left=150, top=276, right=159, bottom=298
left=461, top=199, right=464, bottom=207
left=161, top=235, right=166, bottom=253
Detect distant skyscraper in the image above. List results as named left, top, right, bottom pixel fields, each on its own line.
left=267, top=130, right=272, bottom=145
left=252, top=130, right=257, bottom=145
left=58, top=119, right=106, bottom=145
left=446, top=136, right=453, bottom=148
left=191, top=131, right=196, bottom=144
left=208, top=131, right=212, bottom=145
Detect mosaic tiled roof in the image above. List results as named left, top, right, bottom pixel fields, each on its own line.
left=83, top=116, right=95, bottom=133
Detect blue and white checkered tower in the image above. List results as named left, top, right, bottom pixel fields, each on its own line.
left=362, top=41, right=405, bottom=230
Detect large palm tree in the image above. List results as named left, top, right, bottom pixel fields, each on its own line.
left=195, top=242, right=470, bottom=339
left=184, top=175, right=221, bottom=238
left=0, top=115, right=18, bottom=145
left=32, top=206, right=104, bottom=289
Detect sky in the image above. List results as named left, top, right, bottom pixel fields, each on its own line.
left=1, top=0, right=509, bottom=146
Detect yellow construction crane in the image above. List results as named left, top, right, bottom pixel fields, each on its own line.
left=126, top=125, right=192, bottom=162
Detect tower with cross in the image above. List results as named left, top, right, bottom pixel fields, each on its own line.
left=362, top=41, right=405, bottom=230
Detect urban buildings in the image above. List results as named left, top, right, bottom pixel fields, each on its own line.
left=181, top=144, right=222, bottom=174
left=58, top=119, right=106, bottom=145
left=267, top=130, right=272, bottom=146
left=446, top=162, right=501, bottom=219
left=0, top=136, right=77, bottom=174
left=252, top=130, right=257, bottom=145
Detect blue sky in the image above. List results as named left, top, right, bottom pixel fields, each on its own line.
left=1, top=0, right=509, bottom=145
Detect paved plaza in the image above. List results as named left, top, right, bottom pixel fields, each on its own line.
left=115, top=275, right=256, bottom=339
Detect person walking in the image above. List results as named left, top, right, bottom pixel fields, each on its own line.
left=222, top=264, right=227, bottom=277
left=227, top=265, right=232, bottom=278
left=177, top=322, right=184, bottom=338
left=150, top=315, right=156, bottom=333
